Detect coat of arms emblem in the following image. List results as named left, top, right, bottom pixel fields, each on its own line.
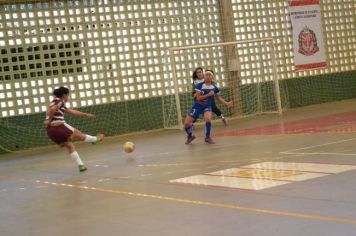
left=298, top=26, right=319, bottom=56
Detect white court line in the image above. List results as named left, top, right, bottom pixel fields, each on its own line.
left=280, top=138, right=356, bottom=156
left=282, top=152, right=356, bottom=156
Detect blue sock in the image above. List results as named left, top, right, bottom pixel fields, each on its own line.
left=205, top=122, right=211, bottom=138
left=185, top=124, right=193, bottom=137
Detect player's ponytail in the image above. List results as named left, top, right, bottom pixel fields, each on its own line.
left=53, top=86, right=69, bottom=98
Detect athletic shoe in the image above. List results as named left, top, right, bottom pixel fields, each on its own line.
left=79, top=165, right=87, bottom=172
left=92, top=133, right=105, bottom=145
left=205, top=137, right=215, bottom=144
left=185, top=135, right=196, bottom=144
left=222, top=117, right=228, bottom=126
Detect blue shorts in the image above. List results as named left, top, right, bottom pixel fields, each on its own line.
left=187, top=104, right=212, bottom=120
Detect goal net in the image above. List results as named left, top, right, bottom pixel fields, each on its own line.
left=163, top=38, right=282, bottom=129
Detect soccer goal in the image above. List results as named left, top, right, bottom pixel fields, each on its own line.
left=163, top=38, right=282, bottom=129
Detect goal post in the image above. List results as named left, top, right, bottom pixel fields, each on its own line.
left=164, top=38, right=282, bottom=129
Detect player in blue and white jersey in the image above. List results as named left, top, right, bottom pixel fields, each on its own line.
left=184, top=70, right=233, bottom=144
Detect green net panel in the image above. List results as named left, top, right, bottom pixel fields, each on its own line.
left=0, top=0, right=224, bottom=152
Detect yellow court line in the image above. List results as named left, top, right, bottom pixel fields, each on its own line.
left=137, top=159, right=263, bottom=167
left=35, top=180, right=356, bottom=225
left=137, top=161, right=243, bottom=167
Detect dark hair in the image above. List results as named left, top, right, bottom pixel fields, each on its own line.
left=205, top=69, right=215, bottom=75
left=192, top=67, right=204, bottom=81
left=53, top=86, right=69, bottom=98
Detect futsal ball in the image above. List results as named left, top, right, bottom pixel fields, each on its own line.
left=123, top=141, right=135, bottom=153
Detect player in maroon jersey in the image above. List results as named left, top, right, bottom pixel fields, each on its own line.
left=44, top=86, right=104, bottom=172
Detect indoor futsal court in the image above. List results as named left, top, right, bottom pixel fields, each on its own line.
left=0, top=0, right=356, bottom=236
left=2, top=100, right=356, bottom=235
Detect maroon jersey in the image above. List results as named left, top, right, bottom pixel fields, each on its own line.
left=46, top=98, right=67, bottom=124
left=46, top=98, right=74, bottom=144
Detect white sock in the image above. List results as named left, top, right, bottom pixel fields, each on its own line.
left=70, top=151, right=84, bottom=166
left=84, top=134, right=97, bottom=143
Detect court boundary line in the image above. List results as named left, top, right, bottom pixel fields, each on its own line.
left=33, top=179, right=356, bottom=225
left=280, top=138, right=356, bottom=156
left=268, top=161, right=356, bottom=167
